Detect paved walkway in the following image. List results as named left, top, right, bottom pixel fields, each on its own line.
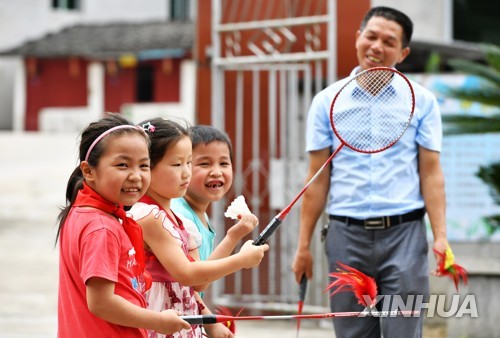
left=236, top=319, right=331, bottom=337
left=0, top=132, right=69, bottom=338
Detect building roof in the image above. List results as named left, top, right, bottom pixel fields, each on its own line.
left=0, top=21, right=194, bottom=59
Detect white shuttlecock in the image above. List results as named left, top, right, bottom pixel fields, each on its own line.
left=224, top=195, right=252, bottom=220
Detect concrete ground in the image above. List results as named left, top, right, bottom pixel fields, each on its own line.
left=0, top=132, right=71, bottom=338
left=0, top=132, right=447, bottom=337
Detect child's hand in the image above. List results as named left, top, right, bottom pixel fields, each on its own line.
left=238, top=240, right=269, bottom=269
left=155, top=309, right=191, bottom=335
left=227, top=214, right=259, bottom=240
left=204, top=322, right=235, bottom=338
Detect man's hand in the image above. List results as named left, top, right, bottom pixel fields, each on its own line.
left=292, top=247, right=314, bottom=283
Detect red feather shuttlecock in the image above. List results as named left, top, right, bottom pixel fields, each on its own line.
left=214, top=306, right=243, bottom=334
left=433, top=247, right=468, bottom=291
left=325, top=261, right=378, bottom=309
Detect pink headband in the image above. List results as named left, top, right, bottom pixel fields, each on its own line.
left=84, top=125, right=140, bottom=162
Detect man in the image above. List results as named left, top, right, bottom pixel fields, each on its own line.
left=292, top=6, right=450, bottom=338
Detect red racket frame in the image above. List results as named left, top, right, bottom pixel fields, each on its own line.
left=253, top=67, right=415, bottom=246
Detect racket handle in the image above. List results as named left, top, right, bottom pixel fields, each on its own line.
left=181, top=315, right=217, bottom=325
left=253, top=216, right=282, bottom=246
left=299, top=274, right=308, bottom=301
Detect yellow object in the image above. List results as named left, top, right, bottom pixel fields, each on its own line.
left=118, top=54, right=138, bottom=68
left=444, top=247, right=455, bottom=270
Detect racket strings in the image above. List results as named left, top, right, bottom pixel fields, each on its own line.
left=332, top=70, right=413, bottom=153
left=252, top=68, right=415, bottom=244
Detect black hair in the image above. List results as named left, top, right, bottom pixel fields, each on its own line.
left=138, top=117, right=190, bottom=169
left=189, top=125, right=234, bottom=164
left=360, top=6, right=413, bottom=47
left=55, top=113, right=148, bottom=243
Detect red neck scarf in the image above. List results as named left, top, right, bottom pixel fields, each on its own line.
left=73, top=182, right=151, bottom=290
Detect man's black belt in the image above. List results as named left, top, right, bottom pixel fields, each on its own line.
left=328, top=208, right=426, bottom=230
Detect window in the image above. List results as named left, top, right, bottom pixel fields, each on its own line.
left=170, top=0, right=190, bottom=21
left=453, top=0, right=500, bottom=44
left=52, top=0, right=80, bottom=10
left=136, top=64, right=154, bottom=103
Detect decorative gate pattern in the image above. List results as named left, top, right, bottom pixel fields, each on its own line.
left=210, top=0, right=337, bottom=314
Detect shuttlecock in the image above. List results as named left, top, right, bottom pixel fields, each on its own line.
left=224, top=195, right=252, bottom=220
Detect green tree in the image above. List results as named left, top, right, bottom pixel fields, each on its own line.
left=443, top=43, right=500, bottom=235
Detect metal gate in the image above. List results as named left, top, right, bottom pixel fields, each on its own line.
left=210, top=0, right=337, bottom=314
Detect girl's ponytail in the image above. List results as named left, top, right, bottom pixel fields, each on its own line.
left=55, top=166, right=84, bottom=243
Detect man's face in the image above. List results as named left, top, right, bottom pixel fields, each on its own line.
left=355, top=16, right=410, bottom=71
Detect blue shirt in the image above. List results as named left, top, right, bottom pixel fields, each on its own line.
left=305, top=67, right=442, bottom=218
left=170, top=197, right=216, bottom=262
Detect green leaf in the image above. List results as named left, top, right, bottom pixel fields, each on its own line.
left=445, top=86, right=500, bottom=107
left=442, top=115, right=500, bottom=135
left=481, top=44, right=500, bottom=72
left=447, top=59, right=500, bottom=87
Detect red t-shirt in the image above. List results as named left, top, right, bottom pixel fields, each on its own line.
left=58, top=207, right=148, bottom=337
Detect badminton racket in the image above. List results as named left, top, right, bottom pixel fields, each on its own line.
left=181, top=310, right=419, bottom=325
left=253, top=67, right=415, bottom=245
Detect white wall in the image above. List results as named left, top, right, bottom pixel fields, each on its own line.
left=371, top=0, right=452, bottom=42
left=0, top=58, right=17, bottom=130
left=0, top=0, right=169, bottom=50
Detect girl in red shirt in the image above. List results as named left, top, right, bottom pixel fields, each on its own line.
left=56, top=114, right=190, bottom=337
